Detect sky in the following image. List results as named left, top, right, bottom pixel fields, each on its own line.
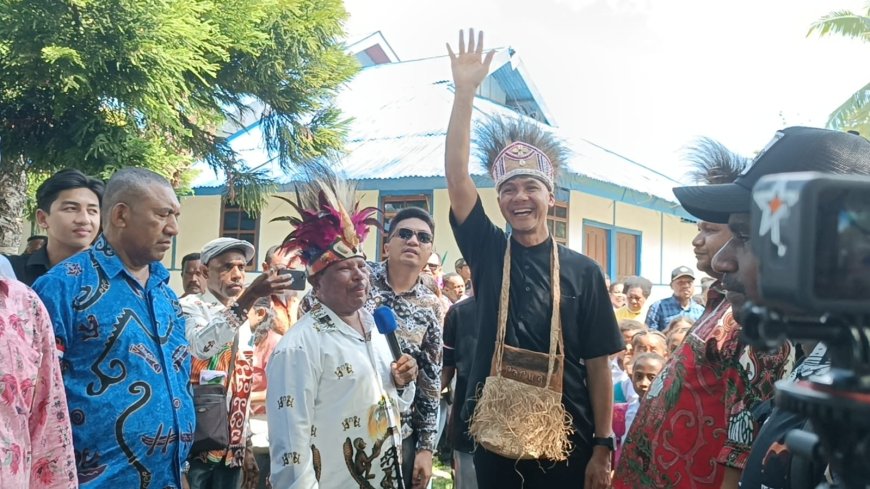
left=342, top=0, right=870, bottom=181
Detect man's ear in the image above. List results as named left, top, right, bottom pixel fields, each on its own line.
left=35, top=209, right=49, bottom=230
left=308, top=273, right=320, bottom=295
left=110, top=203, right=130, bottom=229
left=199, top=263, right=210, bottom=282
left=383, top=240, right=391, bottom=260
left=548, top=192, right=556, bottom=208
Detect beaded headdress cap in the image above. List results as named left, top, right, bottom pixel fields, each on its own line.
left=474, top=116, right=569, bottom=191
left=275, top=170, right=380, bottom=276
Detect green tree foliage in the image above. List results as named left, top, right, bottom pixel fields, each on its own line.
left=808, top=6, right=870, bottom=136
left=0, top=0, right=359, bottom=213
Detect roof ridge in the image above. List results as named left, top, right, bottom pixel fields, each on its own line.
left=361, top=47, right=510, bottom=70
left=576, top=137, right=683, bottom=185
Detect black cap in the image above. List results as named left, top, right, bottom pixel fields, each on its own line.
left=671, top=266, right=695, bottom=282
left=673, top=127, right=870, bottom=223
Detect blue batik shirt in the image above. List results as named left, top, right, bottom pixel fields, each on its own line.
left=644, top=295, right=705, bottom=331
left=33, top=236, right=195, bottom=488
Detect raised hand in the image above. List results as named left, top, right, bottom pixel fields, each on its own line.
left=446, top=28, right=496, bottom=92
left=245, top=269, right=295, bottom=299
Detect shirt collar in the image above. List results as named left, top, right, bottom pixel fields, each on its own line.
left=707, top=280, right=725, bottom=300
left=25, top=246, right=50, bottom=270
left=92, top=235, right=170, bottom=287
left=371, top=260, right=425, bottom=297
left=312, top=302, right=374, bottom=340
left=510, top=235, right=554, bottom=253
left=199, top=290, right=226, bottom=308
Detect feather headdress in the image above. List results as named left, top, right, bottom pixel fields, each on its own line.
left=684, top=137, right=750, bottom=185
left=273, top=168, right=380, bottom=276
left=474, top=115, right=569, bottom=191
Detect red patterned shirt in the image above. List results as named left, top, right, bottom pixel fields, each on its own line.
left=614, top=285, right=795, bottom=488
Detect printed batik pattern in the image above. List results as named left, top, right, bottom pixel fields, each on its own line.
left=32, top=236, right=195, bottom=488
left=300, top=261, right=444, bottom=452
left=614, top=299, right=794, bottom=488
left=367, top=261, right=443, bottom=452
left=266, top=303, right=414, bottom=488
left=182, top=292, right=254, bottom=467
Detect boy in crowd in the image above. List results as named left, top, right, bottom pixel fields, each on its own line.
left=623, top=352, right=666, bottom=441
left=630, top=330, right=668, bottom=358
left=613, top=320, right=646, bottom=403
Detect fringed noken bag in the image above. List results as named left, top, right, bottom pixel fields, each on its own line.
left=469, top=239, right=574, bottom=461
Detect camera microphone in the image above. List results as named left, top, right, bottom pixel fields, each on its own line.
left=373, top=306, right=404, bottom=362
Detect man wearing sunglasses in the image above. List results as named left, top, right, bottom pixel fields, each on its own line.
left=371, top=207, right=444, bottom=489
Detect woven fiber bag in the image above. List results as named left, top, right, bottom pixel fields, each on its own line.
left=469, top=239, right=573, bottom=461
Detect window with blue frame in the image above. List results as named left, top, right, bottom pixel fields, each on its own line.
left=547, top=201, right=569, bottom=246
left=582, top=220, right=641, bottom=279
left=220, top=200, right=259, bottom=270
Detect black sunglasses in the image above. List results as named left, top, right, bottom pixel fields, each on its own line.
left=393, top=228, right=433, bottom=244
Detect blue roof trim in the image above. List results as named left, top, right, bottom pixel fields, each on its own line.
left=491, top=63, right=534, bottom=103
left=487, top=54, right=555, bottom=125
left=194, top=175, right=691, bottom=219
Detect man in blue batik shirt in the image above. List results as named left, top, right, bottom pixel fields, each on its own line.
left=34, top=168, right=195, bottom=488
left=644, top=266, right=705, bottom=331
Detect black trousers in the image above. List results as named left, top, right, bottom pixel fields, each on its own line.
left=473, top=445, right=592, bottom=489
left=402, top=434, right=416, bottom=489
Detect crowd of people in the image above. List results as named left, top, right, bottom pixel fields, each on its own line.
left=1, top=28, right=868, bottom=489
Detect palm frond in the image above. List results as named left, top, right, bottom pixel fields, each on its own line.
left=826, top=82, right=870, bottom=131
left=808, top=10, right=870, bottom=42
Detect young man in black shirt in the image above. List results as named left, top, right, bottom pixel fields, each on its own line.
left=442, top=297, right=478, bottom=489
left=444, top=29, right=624, bottom=489
left=7, top=169, right=103, bottom=285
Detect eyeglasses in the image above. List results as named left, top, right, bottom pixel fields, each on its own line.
left=393, top=228, right=433, bottom=244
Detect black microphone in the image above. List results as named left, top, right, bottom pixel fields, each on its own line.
left=373, top=306, right=403, bottom=362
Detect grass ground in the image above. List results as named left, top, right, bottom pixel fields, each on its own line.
left=431, top=457, right=453, bottom=489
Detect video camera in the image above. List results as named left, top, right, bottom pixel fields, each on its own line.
left=742, top=172, right=870, bottom=489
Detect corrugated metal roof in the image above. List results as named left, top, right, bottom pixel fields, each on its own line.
left=192, top=52, right=682, bottom=204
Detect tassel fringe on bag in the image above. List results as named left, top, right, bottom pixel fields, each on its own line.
left=469, top=238, right=573, bottom=461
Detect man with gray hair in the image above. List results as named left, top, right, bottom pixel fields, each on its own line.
left=33, top=168, right=195, bottom=488
left=441, top=272, right=467, bottom=304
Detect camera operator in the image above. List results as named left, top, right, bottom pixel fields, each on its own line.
left=673, top=127, right=870, bottom=488
left=615, top=138, right=791, bottom=489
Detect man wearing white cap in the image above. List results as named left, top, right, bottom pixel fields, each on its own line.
left=182, top=237, right=294, bottom=489
left=644, top=266, right=705, bottom=331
